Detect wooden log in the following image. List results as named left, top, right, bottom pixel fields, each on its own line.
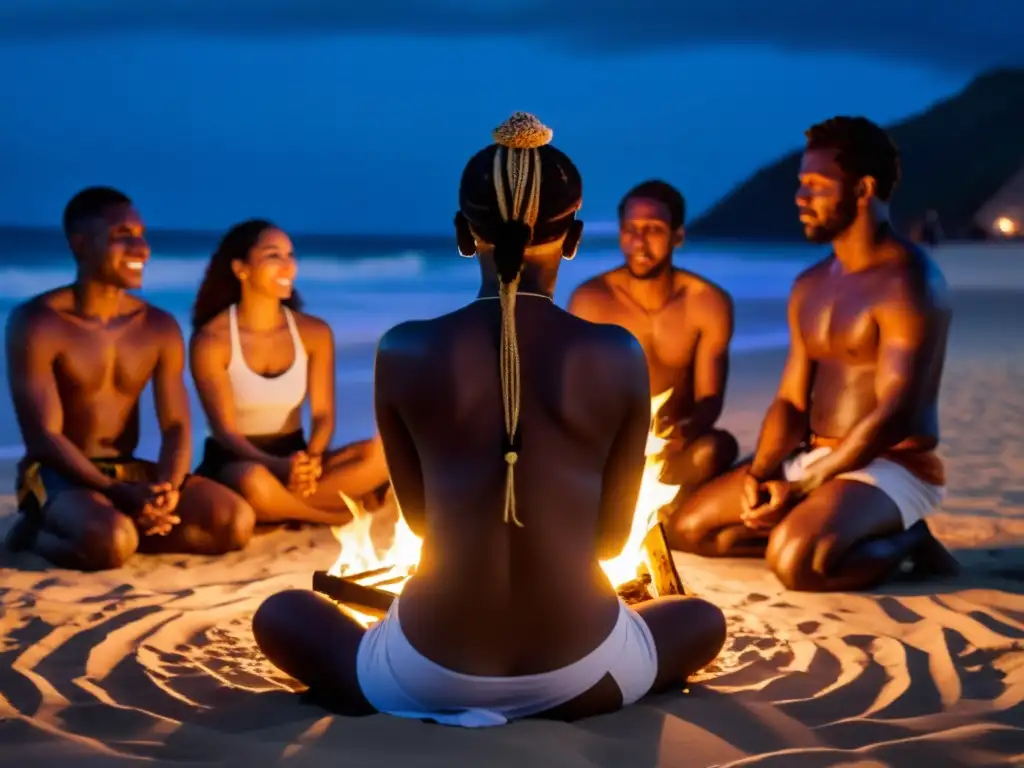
left=312, top=571, right=395, bottom=617
left=314, top=524, right=683, bottom=617
left=341, top=566, right=394, bottom=583
left=371, top=575, right=408, bottom=588
left=641, top=523, right=686, bottom=597
left=616, top=573, right=655, bottom=605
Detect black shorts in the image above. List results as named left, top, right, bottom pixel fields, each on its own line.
left=16, top=457, right=160, bottom=517
left=194, top=431, right=308, bottom=480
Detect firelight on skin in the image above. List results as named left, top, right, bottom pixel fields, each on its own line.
left=250, top=112, right=727, bottom=727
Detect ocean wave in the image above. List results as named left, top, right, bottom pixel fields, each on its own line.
left=0, top=252, right=427, bottom=299
left=0, top=245, right=815, bottom=302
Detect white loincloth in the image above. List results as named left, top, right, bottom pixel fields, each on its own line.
left=355, top=598, right=659, bottom=727
left=783, top=446, right=945, bottom=528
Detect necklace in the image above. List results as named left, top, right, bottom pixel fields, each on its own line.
left=473, top=292, right=553, bottom=303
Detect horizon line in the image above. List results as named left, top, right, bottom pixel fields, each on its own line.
left=0, top=221, right=625, bottom=239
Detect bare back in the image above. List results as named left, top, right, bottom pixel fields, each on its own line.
left=375, top=299, right=650, bottom=677
left=796, top=244, right=950, bottom=444
left=8, top=287, right=179, bottom=459
left=570, top=267, right=733, bottom=426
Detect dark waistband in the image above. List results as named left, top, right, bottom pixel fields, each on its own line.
left=17, top=456, right=152, bottom=488
left=204, top=430, right=307, bottom=458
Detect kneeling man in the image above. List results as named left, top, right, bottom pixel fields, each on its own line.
left=666, top=117, right=956, bottom=591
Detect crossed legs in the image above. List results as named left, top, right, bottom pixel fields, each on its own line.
left=252, top=590, right=726, bottom=721
left=217, top=438, right=390, bottom=526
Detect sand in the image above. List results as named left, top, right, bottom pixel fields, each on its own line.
left=1, top=288, right=1022, bottom=767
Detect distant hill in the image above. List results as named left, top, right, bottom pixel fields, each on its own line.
left=690, top=69, right=1024, bottom=240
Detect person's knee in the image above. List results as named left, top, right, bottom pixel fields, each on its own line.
left=664, top=506, right=709, bottom=553
left=689, top=430, right=739, bottom=480
left=231, top=463, right=283, bottom=509
left=643, top=595, right=728, bottom=681
left=710, top=429, right=740, bottom=469
left=208, top=492, right=256, bottom=552
left=254, top=590, right=293, bottom=643
left=664, top=487, right=736, bottom=555
left=79, top=512, right=139, bottom=570
left=766, top=522, right=818, bottom=591
left=681, top=596, right=727, bottom=657
left=253, top=589, right=318, bottom=650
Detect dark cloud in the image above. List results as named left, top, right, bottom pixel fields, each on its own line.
left=1, top=0, right=1020, bottom=73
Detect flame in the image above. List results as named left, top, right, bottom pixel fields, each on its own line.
left=597, top=388, right=679, bottom=586
left=327, top=389, right=679, bottom=627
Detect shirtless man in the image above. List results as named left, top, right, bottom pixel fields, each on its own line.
left=666, top=117, right=955, bottom=592
left=252, top=113, right=726, bottom=724
left=5, top=187, right=255, bottom=571
left=569, top=180, right=738, bottom=503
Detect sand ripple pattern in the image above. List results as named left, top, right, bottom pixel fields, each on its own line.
left=0, top=346, right=1022, bottom=766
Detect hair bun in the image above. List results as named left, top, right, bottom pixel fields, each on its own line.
left=492, top=112, right=553, bottom=150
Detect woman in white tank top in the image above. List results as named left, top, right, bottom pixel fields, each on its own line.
left=189, top=220, right=389, bottom=526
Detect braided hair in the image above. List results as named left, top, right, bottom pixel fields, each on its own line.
left=457, top=112, right=583, bottom=528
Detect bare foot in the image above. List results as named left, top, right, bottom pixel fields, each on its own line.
left=5, top=514, right=39, bottom=552
left=909, top=523, right=960, bottom=578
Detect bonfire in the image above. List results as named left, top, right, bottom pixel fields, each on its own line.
left=315, top=390, right=683, bottom=627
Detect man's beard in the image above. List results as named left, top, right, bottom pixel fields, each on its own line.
left=802, top=194, right=858, bottom=244
left=626, top=255, right=670, bottom=280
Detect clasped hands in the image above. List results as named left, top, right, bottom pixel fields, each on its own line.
left=276, top=451, right=323, bottom=498
left=110, top=481, right=181, bottom=536
left=740, top=462, right=827, bottom=530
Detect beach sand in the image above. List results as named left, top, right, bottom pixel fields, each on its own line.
left=0, top=289, right=1022, bottom=767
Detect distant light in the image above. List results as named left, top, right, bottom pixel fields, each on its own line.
left=994, top=216, right=1020, bottom=236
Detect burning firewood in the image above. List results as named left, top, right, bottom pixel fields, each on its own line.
left=616, top=573, right=655, bottom=604
left=615, top=523, right=686, bottom=604
left=312, top=571, right=394, bottom=617
left=317, top=390, right=685, bottom=624
left=314, top=523, right=685, bottom=617
left=642, top=523, right=686, bottom=597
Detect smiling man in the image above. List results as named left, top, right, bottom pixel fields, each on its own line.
left=5, top=186, right=254, bottom=571
left=568, top=180, right=738, bottom=508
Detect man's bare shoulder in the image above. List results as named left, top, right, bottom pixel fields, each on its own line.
left=675, top=269, right=734, bottom=318
left=7, top=287, right=77, bottom=339
left=568, top=269, right=622, bottom=308
left=142, top=302, right=184, bottom=340
left=789, top=256, right=833, bottom=302
left=573, top=269, right=621, bottom=296
left=891, top=241, right=951, bottom=309
left=795, top=255, right=833, bottom=285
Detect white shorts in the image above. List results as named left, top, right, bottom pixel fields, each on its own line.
left=783, top=446, right=945, bottom=528
left=356, top=598, right=659, bottom=727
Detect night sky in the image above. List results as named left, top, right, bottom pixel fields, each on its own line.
left=2, top=1, right=1020, bottom=233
